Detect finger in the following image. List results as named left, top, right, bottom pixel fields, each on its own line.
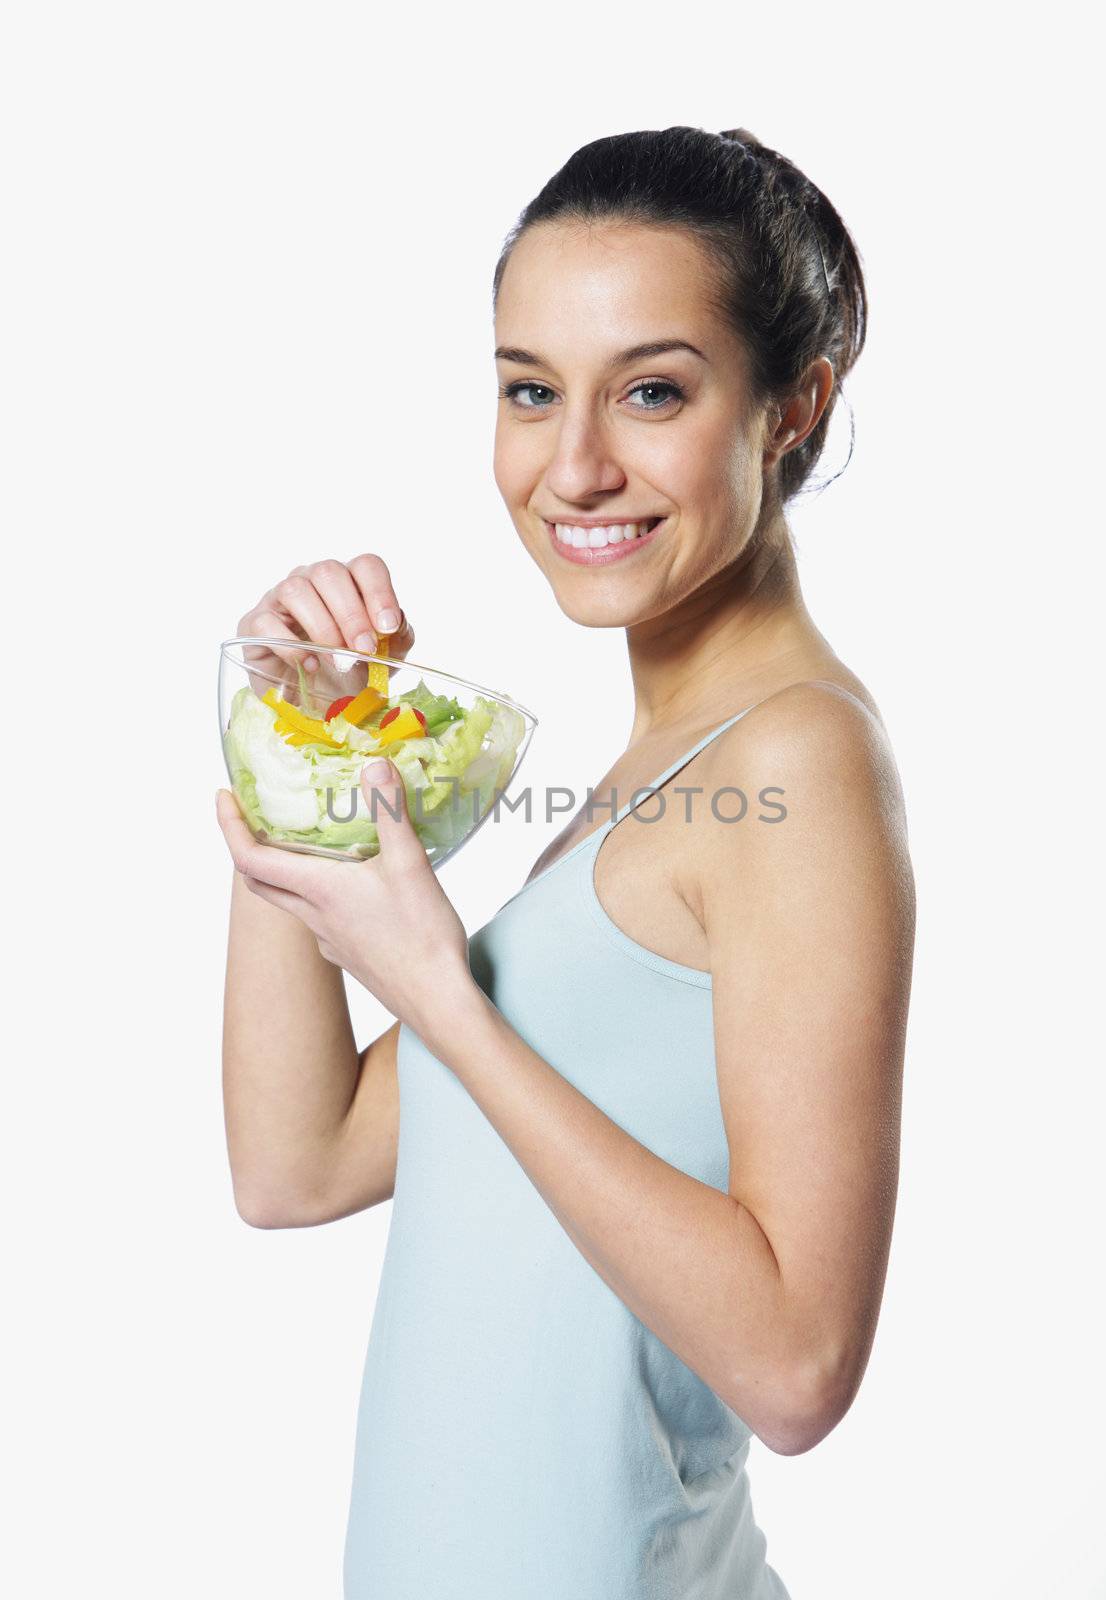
left=267, top=573, right=346, bottom=655
left=233, top=608, right=302, bottom=692
left=214, top=789, right=323, bottom=898
left=386, top=609, right=417, bottom=663
left=346, top=554, right=407, bottom=650
left=242, top=610, right=315, bottom=680
left=359, top=759, right=423, bottom=867
left=304, top=559, right=383, bottom=655
left=242, top=874, right=319, bottom=922
left=216, top=787, right=278, bottom=877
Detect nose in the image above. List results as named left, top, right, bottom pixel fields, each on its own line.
left=543, top=403, right=626, bottom=503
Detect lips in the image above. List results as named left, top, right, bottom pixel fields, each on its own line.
left=543, top=516, right=667, bottom=566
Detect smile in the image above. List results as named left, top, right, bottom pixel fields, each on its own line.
left=543, top=517, right=666, bottom=565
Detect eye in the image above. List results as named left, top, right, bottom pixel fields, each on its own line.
left=624, top=379, right=685, bottom=412
left=498, top=381, right=557, bottom=409
left=497, top=377, right=686, bottom=414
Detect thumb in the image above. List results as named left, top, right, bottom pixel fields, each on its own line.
left=360, top=757, right=421, bottom=862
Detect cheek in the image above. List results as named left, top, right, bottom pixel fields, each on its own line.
left=493, top=419, right=538, bottom=502
left=702, top=410, right=760, bottom=502
left=643, top=410, right=747, bottom=511
left=491, top=423, right=509, bottom=496
left=652, top=415, right=763, bottom=571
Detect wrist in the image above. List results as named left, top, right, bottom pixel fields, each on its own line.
left=413, top=968, right=495, bottom=1063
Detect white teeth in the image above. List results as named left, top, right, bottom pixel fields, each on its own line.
left=553, top=520, right=655, bottom=548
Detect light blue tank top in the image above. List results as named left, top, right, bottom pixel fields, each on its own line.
left=344, top=705, right=791, bottom=1599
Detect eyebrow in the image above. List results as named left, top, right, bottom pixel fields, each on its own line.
left=493, top=339, right=707, bottom=372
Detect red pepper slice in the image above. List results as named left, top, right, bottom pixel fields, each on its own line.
left=412, top=707, right=427, bottom=730
left=325, top=694, right=356, bottom=722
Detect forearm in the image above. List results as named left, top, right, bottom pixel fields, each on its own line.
left=423, top=986, right=803, bottom=1445
left=222, top=868, right=361, bottom=1216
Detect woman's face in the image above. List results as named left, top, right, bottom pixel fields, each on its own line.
left=493, top=219, right=776, bottom=629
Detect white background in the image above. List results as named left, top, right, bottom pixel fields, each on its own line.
left=3, top=4, right=1101, bottom=1596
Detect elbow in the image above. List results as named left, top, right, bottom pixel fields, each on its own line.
left=233, top=1187, right=319, bottom=1230
left=229, top=1153, right=336, bottom=1228
left=748, top=1354, right=855, bottom=1458
left=237, top=1205, right=287, bottom=1230
left=760, top=1411, right=835, bottom=1458
left=235, top=1193, right=286, bottom=1229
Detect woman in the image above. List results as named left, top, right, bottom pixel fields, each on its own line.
left=217, top=126, right=915, bottom=1600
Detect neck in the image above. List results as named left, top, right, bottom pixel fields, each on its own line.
left=623, top=516, right=834, bottom=740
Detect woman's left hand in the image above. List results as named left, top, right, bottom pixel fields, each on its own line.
left=215, top=757, right=476, bottom=1039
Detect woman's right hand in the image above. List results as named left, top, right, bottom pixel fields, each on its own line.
left=234, top=554, right=417, bottom=707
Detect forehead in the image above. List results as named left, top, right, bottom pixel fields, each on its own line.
left=495, top=220, right=729, bottom=354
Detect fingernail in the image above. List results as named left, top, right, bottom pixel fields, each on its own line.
left=375, top=609, right=400, bottom=634
left=362, top=759, right=390, bottom=781
left=304, top=654, right=319, bottom=671
left=353, top=631, right=376, bottom=653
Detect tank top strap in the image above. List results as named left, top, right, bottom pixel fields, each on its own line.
left=608, top=701, right=764, bottom=828
left=493, top=699, right=770, bottom=914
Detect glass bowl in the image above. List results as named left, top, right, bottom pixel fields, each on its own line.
left=218, top=636, right=537, bottom=868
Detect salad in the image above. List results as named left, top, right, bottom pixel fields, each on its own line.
left=222, top=658, right=528, bottom=859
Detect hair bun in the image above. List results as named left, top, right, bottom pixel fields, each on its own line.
left=719, top=127, right=762, bottom=148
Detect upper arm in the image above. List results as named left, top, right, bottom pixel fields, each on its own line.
left=699, top=682, right=916, bottom=1446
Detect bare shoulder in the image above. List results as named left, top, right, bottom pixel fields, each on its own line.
left=701, top=677, right=909, bottom=827
left=686, top=676, right=915, bottom=916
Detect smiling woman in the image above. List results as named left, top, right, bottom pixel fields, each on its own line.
left=218, top=125, right=913, bottom=1600
left=338, top=127, right=907, bottom=1600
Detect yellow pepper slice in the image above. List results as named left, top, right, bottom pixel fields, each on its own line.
left=373, top=705, right=425, bottom=746
left=261, top=687, right=345, bottom=748
left=334, top=682, right=386, bottom=728
left=368, top=633, right=390, bottom=696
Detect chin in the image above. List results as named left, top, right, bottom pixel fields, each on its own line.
left=547, top=583, right=650, bottom=631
